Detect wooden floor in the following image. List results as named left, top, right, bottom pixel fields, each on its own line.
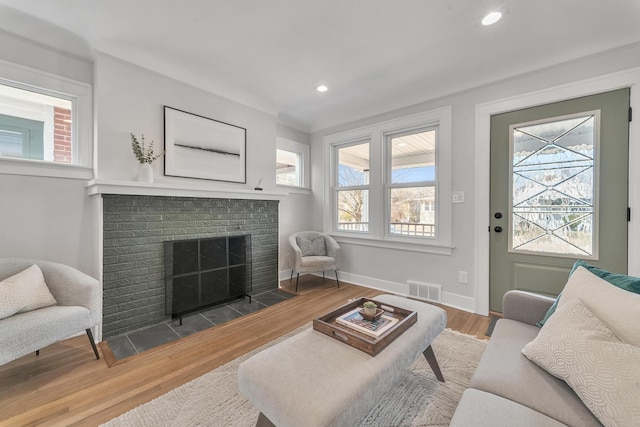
left=0, top=277, right=492, bottom=426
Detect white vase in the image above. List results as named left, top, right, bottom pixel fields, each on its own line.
left=138, top=163, right=154, bottom=183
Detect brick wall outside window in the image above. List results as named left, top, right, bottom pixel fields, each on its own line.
left=53, top=107, right=72, bottom=163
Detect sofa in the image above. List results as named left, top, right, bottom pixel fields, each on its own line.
left=450, top=290, right=598, bottom=426
left=451, top=261, right=640, bottom=426
left=0, top=258, right=101, bottom=365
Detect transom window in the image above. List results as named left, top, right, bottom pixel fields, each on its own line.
left=276, top=148, right=301, bottom=186
left=0, top=59, right=92, bottom=179
left=0, top=84, right=73, bottom=163
left=276, top=137, right=310, bottom=189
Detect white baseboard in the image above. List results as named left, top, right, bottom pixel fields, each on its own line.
left=277, top=269, right=477, bottom=313
left=329, top=271, right=409, bottom=295
left=441, top=292, right=475, bottom=313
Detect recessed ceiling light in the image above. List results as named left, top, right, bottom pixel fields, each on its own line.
left=316, top=84, right=328, bottom=93
left=482, top=11, right=502, bottom=26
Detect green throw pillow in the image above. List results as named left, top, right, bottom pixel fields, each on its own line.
left=536, top=260, right=640, bottom=327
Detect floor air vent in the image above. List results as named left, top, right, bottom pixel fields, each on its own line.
left=407, top=280, right=442, bottom=303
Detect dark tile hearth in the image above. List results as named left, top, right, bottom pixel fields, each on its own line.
left=107, top=289, right=294, bottom=361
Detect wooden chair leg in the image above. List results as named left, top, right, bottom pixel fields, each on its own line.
left=322, top=271, right=325, bottom=280
left=295, top=274, right=300, bottom=293
left=86, top=328, right=100, bottom=360
left=290, top=269, right=294, bottom=282
left=423, top=345, right=444, bottom=382
left=35, top=350, right=40, bottom=356
left=335, top=270, right=340, bottom=288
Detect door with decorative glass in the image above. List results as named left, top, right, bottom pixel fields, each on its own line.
left=489, top=88, right=630, bottom=312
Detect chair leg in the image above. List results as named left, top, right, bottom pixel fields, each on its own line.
left=322, top=271, right=325, bottom=280
left=86, top=328, right=100, bottom=360
left=36, top=350, right=40, bottom=356
left=335, top=270, right=340, bottom=288
left=290, top=269, right=294, bottom=282
left=295, top=274, right=300, bottom=293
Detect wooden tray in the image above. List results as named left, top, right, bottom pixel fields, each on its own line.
left=313, top=297, right=417, bottom=356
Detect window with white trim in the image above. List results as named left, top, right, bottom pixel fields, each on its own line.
left=336, top=140, right=370, bottom=232
left=276, top=137, right=310, bottom=189
left=386, top=127, right=437, bottom=238
left=0, top=61, right=93, bottom=179
left=324, top=107, right=452, bottom=253
left=0, top=84, right=72, bottom=163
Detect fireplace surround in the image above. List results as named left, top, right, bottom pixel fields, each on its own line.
left=101, top=194, right=278, bottom=338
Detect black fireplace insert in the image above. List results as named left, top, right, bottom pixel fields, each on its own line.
left=165, top=234, right=252, bottom=321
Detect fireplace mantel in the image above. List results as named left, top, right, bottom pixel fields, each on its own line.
left=86, top=179, right=288, bottom=201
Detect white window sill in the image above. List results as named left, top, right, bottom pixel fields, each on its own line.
left=0, top=157, right=94, bottom=180
left=330, top=233, right=454, bottom=255
left=277, top=184, right=312, bottom=195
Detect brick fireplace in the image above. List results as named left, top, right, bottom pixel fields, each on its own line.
left=101, top=194, right=279, bottom=338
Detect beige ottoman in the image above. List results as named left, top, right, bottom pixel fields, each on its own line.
left=237, top=294, right=447, bottom=427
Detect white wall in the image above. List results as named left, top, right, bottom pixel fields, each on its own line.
left=94, top=53, right=278, bottom=190
left=0, top=33, right=97, bottom=276
left=275, top=123, right=314, bottom=275
left=310, top=42, right=640, bottom=312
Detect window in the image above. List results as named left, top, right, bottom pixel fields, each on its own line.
left=336, top=141, right=370, bottom=232
left=276, top=149, right=301, bottom=186
left=0, top=84, right=72, bottom=163
left=511, top=113, right=596, bottom=256
left=324, top=107, right=452, bottom=254
left=0, top=60, right=92, bottom=179
left=387, top=128, right=437, bottom=238
left=276, top=137, right=310, bottom=189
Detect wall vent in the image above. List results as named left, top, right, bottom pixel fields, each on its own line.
left=407, top=280, right=442, bottom=303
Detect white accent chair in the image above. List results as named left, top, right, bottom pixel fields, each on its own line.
left=0, top=258, right=101, bottom=365
left=288, top=231, right=341, bottom=293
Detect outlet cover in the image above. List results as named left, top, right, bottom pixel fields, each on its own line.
left=452, top=191, right=464, bottom=203
left=458, top=270, right=468, bottom=284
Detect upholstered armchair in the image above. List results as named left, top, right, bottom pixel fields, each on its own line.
left=0, top=258, right=101, bottom=365
left=288, top=231, right=341, bottom=293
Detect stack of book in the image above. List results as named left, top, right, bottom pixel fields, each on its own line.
left=335, top=308, right=399, bottom=338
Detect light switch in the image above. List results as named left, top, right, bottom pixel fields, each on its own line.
left=452, top=191, right=464, bottom=203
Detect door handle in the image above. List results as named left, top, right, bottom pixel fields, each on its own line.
left=494, top=212, right=503, bottom=219
left=494, top=226, right=503, bottom=233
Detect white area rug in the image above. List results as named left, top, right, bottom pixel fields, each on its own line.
left=102, top=326, right=487, bottom=427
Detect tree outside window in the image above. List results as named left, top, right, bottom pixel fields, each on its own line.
left=336, top=142, right=369, bottom=232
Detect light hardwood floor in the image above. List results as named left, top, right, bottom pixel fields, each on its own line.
left=0, top=276, right=492, bottom=426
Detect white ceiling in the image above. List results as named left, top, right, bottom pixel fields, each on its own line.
left=1, top=0, right=639, bottom=132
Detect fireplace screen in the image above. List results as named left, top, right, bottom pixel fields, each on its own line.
left=165, top=235, right=252, bottom=317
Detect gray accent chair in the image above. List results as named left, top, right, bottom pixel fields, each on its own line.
left=0, top=258, right=101, bottom=366
left=288, top=231, right=341, bottom=293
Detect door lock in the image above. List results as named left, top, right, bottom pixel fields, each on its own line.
left=494, top=226, right=503, bottom=233
left=494, top=212, right=503, bottom=219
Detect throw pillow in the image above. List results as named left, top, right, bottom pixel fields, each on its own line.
left=537, top=260, right=640, bottom=327
left=296, top=237, right=327, bottom=257
left=522, top=298, right=640, bottom=427
left=571, top=259, right=640, bottom=293
left=558, top=266, right=640, bottom=346
left=0, top=264, right=57, bottom=320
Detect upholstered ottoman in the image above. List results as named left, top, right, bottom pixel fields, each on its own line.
left=237, top=294, right=447, bottom=427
